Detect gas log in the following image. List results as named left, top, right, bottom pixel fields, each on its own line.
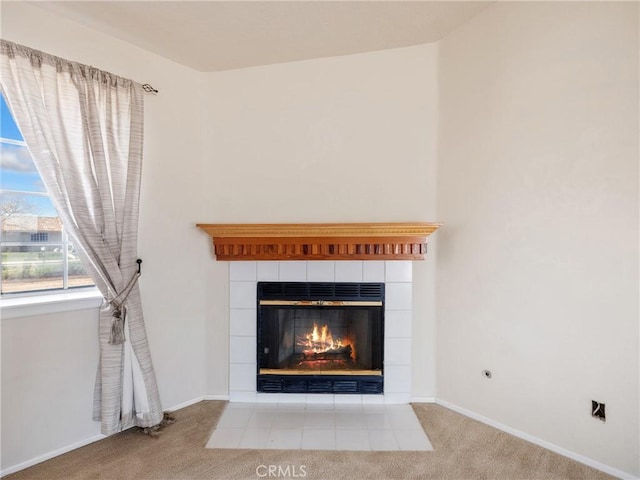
left=301, top=345, right=352, bottom=361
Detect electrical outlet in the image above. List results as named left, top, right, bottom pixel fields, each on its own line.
left=591, top=401, right=606, bottom=422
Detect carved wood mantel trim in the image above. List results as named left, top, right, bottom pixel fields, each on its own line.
left=196, top=222, right=441, bottom=261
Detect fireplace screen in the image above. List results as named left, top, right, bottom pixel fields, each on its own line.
left=257, top=282, right=384, bottom=394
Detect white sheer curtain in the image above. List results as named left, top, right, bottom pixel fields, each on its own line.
left=0, top=39, right=163, bottom=435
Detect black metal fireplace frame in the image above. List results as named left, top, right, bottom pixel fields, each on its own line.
left=256, top=281, right=385, bottom=394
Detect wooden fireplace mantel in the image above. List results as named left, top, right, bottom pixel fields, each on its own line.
left=196, top=222, right=441, bottom=261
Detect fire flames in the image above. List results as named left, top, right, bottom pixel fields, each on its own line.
left=297, top=323, right=354, bottom=359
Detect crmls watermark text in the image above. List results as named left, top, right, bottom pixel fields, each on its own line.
left=256, top=464, right=307, bottom=478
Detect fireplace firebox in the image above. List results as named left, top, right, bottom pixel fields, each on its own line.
left=257, top=282, right=384, bottom=394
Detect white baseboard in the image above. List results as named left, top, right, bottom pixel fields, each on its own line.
left=0, top=433, right=105, bottom=478
left=165, top=396, right=205, bottom=412
left=435, top=399, right=638, bottom=480
left=203, top=394, right=230, bottom=401
left=165, top=395, right=229, bottom=411
left=411, top=396, right=436, bottom=403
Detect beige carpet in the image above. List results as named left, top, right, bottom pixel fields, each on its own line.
left=5, top=401, right=613, bottom=480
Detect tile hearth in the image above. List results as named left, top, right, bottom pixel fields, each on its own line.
left=206, top=402, right=433, bottom=451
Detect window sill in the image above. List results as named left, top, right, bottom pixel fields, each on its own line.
left=0, top=288, right=103, bottom=319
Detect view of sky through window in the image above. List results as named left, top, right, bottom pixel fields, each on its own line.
left=0, top=96, right=22, bottom=140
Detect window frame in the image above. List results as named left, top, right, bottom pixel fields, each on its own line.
left=0, top=287, right=103, bottom=319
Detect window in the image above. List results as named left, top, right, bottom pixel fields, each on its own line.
left=0, top=94, right=94, bottom=295
left=30, top=232, right=49, bottom=243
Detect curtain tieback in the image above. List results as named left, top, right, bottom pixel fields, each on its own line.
left=108, top=271, right=141, bottom=345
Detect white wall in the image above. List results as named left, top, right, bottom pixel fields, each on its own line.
left=437, top=2, right=639, bottom=476
left=1, top=2, right=208, bottom=471
left=202, top=44, right=439, bottom=399
left=1, top=308, right=101, bottom=472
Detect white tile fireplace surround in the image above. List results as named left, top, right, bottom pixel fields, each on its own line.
left=228, top=260, right=413, bottom=404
